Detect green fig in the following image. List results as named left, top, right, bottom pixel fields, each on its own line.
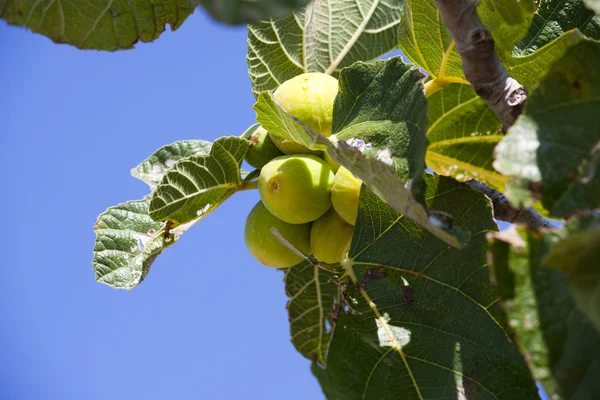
left=244, top=201, right=311, bottom=268
left=259, top=154, right=335, bottom=224
left=274, top=72, right=339, bottom=137
left=242, top=124, right=284, bottom=169
left=331, top=166, right=362, bottom=225
left=310, top=209, right=354, bottom=264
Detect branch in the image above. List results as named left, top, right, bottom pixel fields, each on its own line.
left=434, top=0, right=528, bottom=130
left=465, top=180, right=553, bottom=230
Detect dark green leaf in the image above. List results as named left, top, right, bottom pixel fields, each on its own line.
left=197, top=0, right=308, bottom=25
left=284, top=260, right=340, bottom=365
left=246, top=0, right=402, bottom=96
left=426, top=82, right=506, bottom=190
left=132, top=140, right=213, bottom=190
left=488, top=226, right=600, bottom=399
left=1, top=0, right=193, bottom=51
left=313, top=175, right=538, bottom=399
left=399, top=0, right=534, bottom=85
left=544, top=215, right=600, bottom=332
left=149, top=136, right=248, bottom=224
left=495, top=41, right=600, bottom=217
left=515, top=0, right=600, bottom=55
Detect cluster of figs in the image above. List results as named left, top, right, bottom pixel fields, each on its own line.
left=243, top=73, right=362, bottom=268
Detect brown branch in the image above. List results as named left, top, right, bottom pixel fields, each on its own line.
left=465, top=180, right=553, bottom=230
left=434, top=0, right=528, bottom=130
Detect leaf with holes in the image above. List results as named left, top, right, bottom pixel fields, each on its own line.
left=399, top=0, right=535, bottom=90
left=313, top=175, right=538, bottom=399
left=93, top=197, right=193, bottom=290
left=495, top=41, right=600, bottom=217
left=149, top=136, right=249, bottom=224
left=246, top=0, right=402, bottom=96
left=488, top=226, right=600, bottom=399
left=0, top=0, right=194, bottom=51
left=284, top=260, right=340, bottom=365
left=425, top=82, right=506, bottom=190
left=132, top=140, right=213, bottom=190
left=254, top=58, right=466, bottom=247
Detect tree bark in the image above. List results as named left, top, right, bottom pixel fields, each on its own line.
left=434, top=0, right=528, bottom=130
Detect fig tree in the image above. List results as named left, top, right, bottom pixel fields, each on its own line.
left=310, top=209, right=354, bottom=264
left=244, top=201, right=311, bottom=268
left=331, top=166, right=362, bottom=225
left=268, top=132, right=322, bottom=156
left=259, top=154, right=335, bottom=224
left=274, top=72, right=338, bottom=137
left=242, top=125, right=284, bottom=169
left=323, top=135, right=340, bottom=173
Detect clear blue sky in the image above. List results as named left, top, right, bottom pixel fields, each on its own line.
left=0, top=11, right=323, bottom=400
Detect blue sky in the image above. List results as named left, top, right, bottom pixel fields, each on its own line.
left=0, top=11, right=323, bottom=399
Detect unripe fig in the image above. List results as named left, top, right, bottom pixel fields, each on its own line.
left=242, top=125, right=284, bottom=169
left=244, top=201, right=311, bottom=268
left=331, top=166, right=362, bottom=225
left=310, top=209, right=354, bottom=264
left=268, top=132, right=322, bottom=156
left=274, top=72, right=338, bottom=137
left=259, top=155, right=335, bottom=224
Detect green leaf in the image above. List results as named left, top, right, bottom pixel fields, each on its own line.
left=543, top=215, right=600, bottom=332
left=132, top=140, right=213, bottom=190
left=495, top=41, right=600, bottom=217
left=1, top=0, right=193, bottom=51
left=284, top=260, right=339, bottom=365
left=149, top=136, right=248, bottom=224
left=246, top=0, right=402, bottom=96
left=515, top=0, right=600, bottom=55
left=93, top=197, right=192, bottom=290
left=399, top=0, right=534, bottom=84
left=426, top=82, right=506, bottom=190
left=254, top=58, right=466, bottom=247
left=313, top=175, right=538, bottom=399
left=507, top=29, right=588, bottom=91
left=488, top=226, right=600, bottom=399
left=197, top=0, right=308, bottom=25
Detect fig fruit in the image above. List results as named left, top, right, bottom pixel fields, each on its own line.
left=268, top=132, right=322, bottom=156
left=259, top=154, right=335, bottom=224
left=242, top=124, right=284, bottom=169
left=244, top=201, right=311, bottom=268
left=331, top=166, right=362, bottom=225
left=274, top=72, right=338, bottom=137
left=310, top=209, right=354, bottom=264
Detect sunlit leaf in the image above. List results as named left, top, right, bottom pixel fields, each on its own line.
left=197, top=0, right=308, bottom=25
left=246, top=0, right=403, bottom=95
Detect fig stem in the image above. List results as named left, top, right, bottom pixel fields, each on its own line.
left=239, top=180, right=258, bottom=191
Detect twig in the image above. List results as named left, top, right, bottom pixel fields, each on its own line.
left=434, top=0, right=528, bottom=130
left=465, top=180, right=553, bottom=230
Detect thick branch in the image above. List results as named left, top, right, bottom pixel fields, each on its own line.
left=466, top=180, right=553, bottom=230
left=434, top=0, right=527, bottom=130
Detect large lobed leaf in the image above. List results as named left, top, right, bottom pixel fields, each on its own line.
left=495, top=41, right=600, bottom=217
left=246, top=0, right=403, bottom=96
left=1, top=0, right=194, bottom=50
left=488, top=226, right=600, bottom=399
left=197, top=0, right=308, bottom=25
left=254, top=57, right=468, bottom=247
left=313, top=175, right=538, bottom=399
left=149, top=136, right=248, bottom=224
